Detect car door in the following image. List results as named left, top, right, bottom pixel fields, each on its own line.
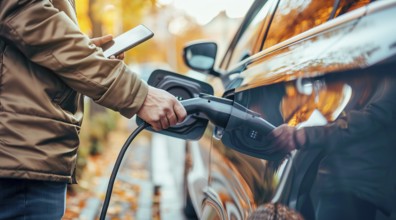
left=198, top=0, right=279, bottom=219
left=205, top=0, right=375, bottom=219
left=224, top=0, right=396, bottom=220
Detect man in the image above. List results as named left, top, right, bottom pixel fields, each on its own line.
left=266, top=69, right=396, bottom=219
left=0, top=1, right=186, bottom=219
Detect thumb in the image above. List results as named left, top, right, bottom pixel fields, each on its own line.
left=92, top=34, right=113, bottom=46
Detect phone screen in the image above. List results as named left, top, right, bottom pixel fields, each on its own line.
left=102, top=24, right=154, bottom=58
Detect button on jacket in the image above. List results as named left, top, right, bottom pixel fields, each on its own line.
left=0, top=0, right=148, bottom=183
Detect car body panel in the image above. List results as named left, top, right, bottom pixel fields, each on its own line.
left=184, top=0, right=396, bottom=219
left=187, top=133, right=211, bottom=217
left=238, top=1, right=396, bottom=91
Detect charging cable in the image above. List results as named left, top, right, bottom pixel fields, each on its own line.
left=99, top=122, right=149, bottom=220
left=98, top=95, right=276, bottom=219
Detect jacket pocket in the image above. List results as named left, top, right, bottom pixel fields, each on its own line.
left=59, top=88, right=78, bottom=114
left=53, top=84, right=78, bottom=114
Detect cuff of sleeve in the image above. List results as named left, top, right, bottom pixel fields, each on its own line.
left=293, top=128, right=306, bottom=150
left=120, top=80, right=148, bottom=118
left=95, top=66, right=148, bottom=118
left=303, top=125, right=339, bottom=150
left=302, top=126, right=323, bottom=150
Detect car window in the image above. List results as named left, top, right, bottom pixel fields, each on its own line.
left=263, top=0, right=336, bottom=49
left=221, top=0, right=275, bottom=70
left=333, top=0, right=371, bottom=17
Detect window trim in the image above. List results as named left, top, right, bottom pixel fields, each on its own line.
left=219, top=0, right=279, bottom=70
left=233, top=4, right=369, bottom=92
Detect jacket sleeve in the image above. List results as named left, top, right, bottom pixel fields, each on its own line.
left=302, top=74, right=396, bottom=151
left=0, top=0, right=148, bottom=118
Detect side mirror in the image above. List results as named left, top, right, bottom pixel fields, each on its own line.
left=137, top=69, right=213, bottom=140
left=183, top=41, right=220, bottom=77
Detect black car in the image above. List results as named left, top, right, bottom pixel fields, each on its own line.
left=145, top=0, right=396, bottom=219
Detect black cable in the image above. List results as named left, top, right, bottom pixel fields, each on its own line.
left=99, top=122, right=149, bottom=220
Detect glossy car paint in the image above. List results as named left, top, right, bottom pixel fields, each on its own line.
left=185, top=0, right=396, bottom=219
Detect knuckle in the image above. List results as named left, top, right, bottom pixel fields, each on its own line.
left=158, top=112, right=165, bottom=118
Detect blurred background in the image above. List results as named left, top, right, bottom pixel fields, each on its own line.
left=65, top=0, right=253, bottom=219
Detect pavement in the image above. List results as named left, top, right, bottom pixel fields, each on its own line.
left=64, top=121, right=188, bottom=220
left=151, top=133, right=187, bottom=220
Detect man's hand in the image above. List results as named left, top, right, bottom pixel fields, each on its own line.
left=137, top=86, right=187, bottom=131
left=91, top=34, right=125, bottom=60
left=265, top=124, right=306, bottom=154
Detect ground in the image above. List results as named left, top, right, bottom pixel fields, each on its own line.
left=64, top=119, right=187, bottom=220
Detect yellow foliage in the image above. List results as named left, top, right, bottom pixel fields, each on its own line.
left=76, top=0, right=157, bottom=63
left=76, top=0, right=213, bottom=72
left=76, top=0, right=92, bottom=35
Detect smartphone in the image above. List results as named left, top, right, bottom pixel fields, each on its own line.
left=102, top=24, right=154, bottom=58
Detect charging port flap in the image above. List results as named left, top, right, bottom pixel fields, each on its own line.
left=136, top=69, right=214, bottom=140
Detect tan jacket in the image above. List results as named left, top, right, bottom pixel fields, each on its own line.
left=0, top=0, right=148, bottom=183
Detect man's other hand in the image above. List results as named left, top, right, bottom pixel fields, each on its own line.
left=266, top=124, right=306, bottom=154
left=137, top=86, right=187, bottom=131
left=91, top=34, right=125, bottom=60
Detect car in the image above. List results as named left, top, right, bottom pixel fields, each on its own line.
left=144, top=0, right=396, bottom=219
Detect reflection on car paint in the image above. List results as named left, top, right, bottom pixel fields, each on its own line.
left=184, top=0, right=396, bottom=219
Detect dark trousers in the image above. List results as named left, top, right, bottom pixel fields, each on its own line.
left=316, top=192, right=377, bottom=220
left=0, top=178, right=67, bottom=220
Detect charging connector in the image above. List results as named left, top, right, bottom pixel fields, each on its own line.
left=100, top=95, right=278, bottom=219
left=182, top=95, right=282, bottom=160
